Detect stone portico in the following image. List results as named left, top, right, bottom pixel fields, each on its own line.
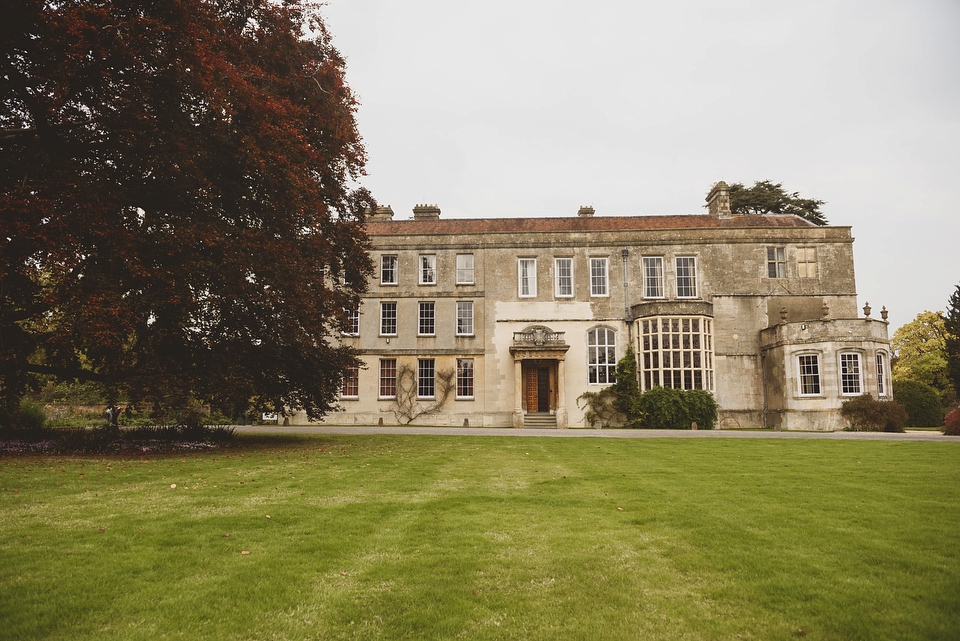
left=509, top=326, right=570, bottom=428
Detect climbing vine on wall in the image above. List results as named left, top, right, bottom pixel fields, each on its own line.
left=391, top=363, right=455, bottom=424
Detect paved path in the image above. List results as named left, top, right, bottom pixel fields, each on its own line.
left=234, top=425, right=956, bottom=442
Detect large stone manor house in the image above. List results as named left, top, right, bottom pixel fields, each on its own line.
left=292, top=182, right=892, bottom=430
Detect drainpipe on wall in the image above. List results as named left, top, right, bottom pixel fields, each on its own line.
left=621, top=247, right=640, bottom=395
left=760, top=350, right=769, bottom=429
left=621, top=248, right=633, bottom=345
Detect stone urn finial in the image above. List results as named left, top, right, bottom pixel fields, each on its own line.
left=780, top=307, right=788, bottom=324
left=863, top=302, right=872, bottom=317
left=881, top=306, right=888, bottom=321
left=821, top=300, right=830, bottom=319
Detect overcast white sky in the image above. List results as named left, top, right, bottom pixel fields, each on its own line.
left=321, top=0, right=960, bottom=332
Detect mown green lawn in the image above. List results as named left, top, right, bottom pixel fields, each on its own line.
left=1, top=435, right=958, bottom=640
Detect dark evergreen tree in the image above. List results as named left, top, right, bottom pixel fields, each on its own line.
left=945, top=284, right=960, bottom=399
left=893, top=380, right=943, bottom=427
left=724, top=180, right=828, bottom=225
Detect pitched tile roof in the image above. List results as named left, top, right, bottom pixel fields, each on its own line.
left=366, top=214, right=817, bottom=236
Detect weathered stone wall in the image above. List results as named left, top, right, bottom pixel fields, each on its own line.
left=286, top=214, right=887, bottom=430
left=759, top=319, right=893, bottom=430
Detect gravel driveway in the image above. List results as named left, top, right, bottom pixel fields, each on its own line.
left=233, top=425, right=955, bottom=442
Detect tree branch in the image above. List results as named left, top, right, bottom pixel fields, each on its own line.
left=24, top=364, right=107, bottom=382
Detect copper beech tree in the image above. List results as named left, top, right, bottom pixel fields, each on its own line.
left=1, top=0, right=373, bottom=419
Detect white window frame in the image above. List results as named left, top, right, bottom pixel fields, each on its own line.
left=587, top=327, right=617, bottom=385
left=456, top=254, right=474, bottom=285
left=456, top=300, right=474, bottom=336
left=676, top=256, right=698, bottom=299
left=456, top=358, right=474, bottom=399
left=380, top=302, right=397, bottom=336
left=876, top=352, right=888, bottom=397
left=417, top=358, right=435, bottom=399
left=342, top=305, right=360, bottom=336
left=518, top=258, right=537, bottom=298
left=797, top=353, right=822, bottom=396
left=419, top=254, right=436, bottom=285
left=418, top=301, right=435, bottom=336
left=380, top=255, right=398, bottom=285
left=639, top=316, right=714, bottom=391
left=840, top=352, right=863, bottom=396
left=642, top=256, right=664, bottom=299
left=589, top=257, right=609, bottom=297
left=554, top=257, right=573, bottom=298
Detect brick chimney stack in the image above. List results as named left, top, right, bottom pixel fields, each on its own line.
left=577, top=205, right=595, bottom=217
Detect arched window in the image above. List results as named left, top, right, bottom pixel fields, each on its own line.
left=588, top=327, right=617, bottom=384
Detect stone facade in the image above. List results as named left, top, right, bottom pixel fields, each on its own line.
left=290, top=185, right=891, bottom=430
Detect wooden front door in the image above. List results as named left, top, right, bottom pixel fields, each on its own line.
left=526, top=368, right=539, bottom=412
left=537, top=367, right=550, bottom=411
left=525, top=365, right=552, bottom=412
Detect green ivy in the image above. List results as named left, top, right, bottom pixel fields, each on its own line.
left=634, top=386, right=719, bottom=429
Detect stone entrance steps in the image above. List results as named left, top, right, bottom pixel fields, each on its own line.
left=524, top=413, right=557, bottom=428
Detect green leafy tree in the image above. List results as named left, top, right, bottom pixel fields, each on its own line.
left=725, top=180, right=828, bottom=226
left=945, top=285, right=960, bottom=399
left=892, top=311, right=951, bottom=398
left=1, top=0, right=373, bottom=421
left=893, top=380, right=942, bottom=427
